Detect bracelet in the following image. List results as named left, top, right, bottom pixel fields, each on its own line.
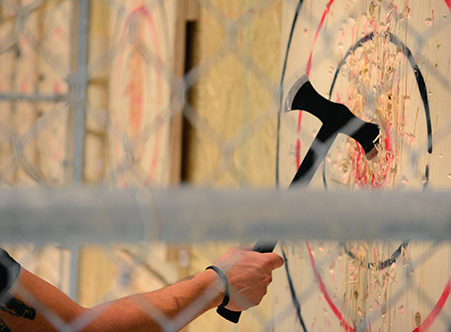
left=205, top=265, right=230, bottom=308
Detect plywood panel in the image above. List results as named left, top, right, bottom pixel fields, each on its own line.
left=184, top=0, right=282, bottom=188
left=107, top=0, right=178, bottom=188
left=186, top=0, right=283, bottom=330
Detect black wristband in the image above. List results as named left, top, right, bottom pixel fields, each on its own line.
left=206, top=265, right=230, bottom=308
left=0, top=248, right=21, bottom=304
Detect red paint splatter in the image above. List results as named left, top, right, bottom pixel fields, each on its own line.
left=296, top=0, right=335, bottom=170
left=306, top=241, right=354, bottom=332
left=294, top=0, right=450, bottom=181
left=113, top=5, right=166, bottom=187
left=297, top=109, right=303, bottom=131
left=295, top=139, right=301, bottom=168
left=125, top=52, right=145, bottom=134
left=144, top=114, right=164, bottom=186
left=445, top=0, right=451, bottom=11
left=130, top=7, right=165, bottom=186
left=307, top=242, right=451, bottom=332
left=412, top=279, right=451, bottom=332
left=306, top=0, right=335, bottom=76
left=384, top=138, right=391, bottom=153
left=54, top=80, right=61, bottom=94
left=295, top=111, right=303, bottom=168
left=300, top=1, right=451, bottom=326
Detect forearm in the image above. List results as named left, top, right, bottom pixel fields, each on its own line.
left=2, top=268, right=223, bottom=332
left=84, top=269, right=223, bottom=331
left=1, top=247, right=283, bottom=331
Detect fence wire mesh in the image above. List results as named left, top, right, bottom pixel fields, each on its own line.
left=1, top=0, right=451, bottom=331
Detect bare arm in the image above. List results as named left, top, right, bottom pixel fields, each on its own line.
left=0, top=247, right=283, bottom=332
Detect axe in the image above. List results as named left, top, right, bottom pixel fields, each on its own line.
left=217, top=74, right=380, bottom=323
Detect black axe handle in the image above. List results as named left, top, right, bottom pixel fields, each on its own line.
left=217, top=240, right=278, bottom=323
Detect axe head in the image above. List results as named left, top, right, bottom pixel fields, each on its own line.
left=285, top=74, right=380, bottom=160
left=285, top=74, right=310, bottom=114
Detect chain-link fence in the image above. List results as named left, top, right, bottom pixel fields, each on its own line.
left=1, top=0, right=451, bottom=330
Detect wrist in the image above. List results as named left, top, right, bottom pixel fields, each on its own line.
left=202, top=268, right=227, bottom=309
left=205, top=266, right=229, bottom=308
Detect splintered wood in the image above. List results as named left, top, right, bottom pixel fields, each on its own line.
left=327, top=2, right=426, bottom=190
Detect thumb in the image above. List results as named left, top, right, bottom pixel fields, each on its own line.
left=263, top=252, right=284, bottom=270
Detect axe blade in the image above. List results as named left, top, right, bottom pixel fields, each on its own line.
left=285, top=74, right=380, bottom=188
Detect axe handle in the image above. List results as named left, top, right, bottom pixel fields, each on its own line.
left=218, top=74, right=381, bottom=323
left=251, top=240, right=278, bottom=253
left=217, top=240, right=278, bottom=323
left=218, top=126, right=334, bottom=323
left=289, top=125, right=337, bottom=188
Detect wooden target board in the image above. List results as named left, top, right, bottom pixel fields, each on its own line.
left=108, top=0, right=177, bottom=187
left=273, top=0, right=451, bottom=331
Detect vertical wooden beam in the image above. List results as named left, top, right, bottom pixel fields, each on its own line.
left=168, top=0, right=199, bottom=186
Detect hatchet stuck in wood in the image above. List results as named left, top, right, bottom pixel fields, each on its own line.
left=217, top=74, right=380, bottom=323
left=286, top=74, right=380, bottom=188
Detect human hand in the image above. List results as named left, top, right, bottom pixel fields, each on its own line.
left=212, top=246, right=284, bottom=311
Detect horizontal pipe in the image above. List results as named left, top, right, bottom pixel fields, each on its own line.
left=0, top=187, right=450, bottom=244
left=0, top=93, right=67, bottom=102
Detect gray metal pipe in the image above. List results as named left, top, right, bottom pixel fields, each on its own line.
left=1, top=187, right=451, bottom=244
left=0, top=93, right=67, bottom=102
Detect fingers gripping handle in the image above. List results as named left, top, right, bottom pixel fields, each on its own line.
left=217, top=241, right=278, bottom=323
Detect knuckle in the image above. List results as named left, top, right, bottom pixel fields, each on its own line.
left=261, top=275, right=272, bottom=286
left=266, top=275, right=273, bottom=284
